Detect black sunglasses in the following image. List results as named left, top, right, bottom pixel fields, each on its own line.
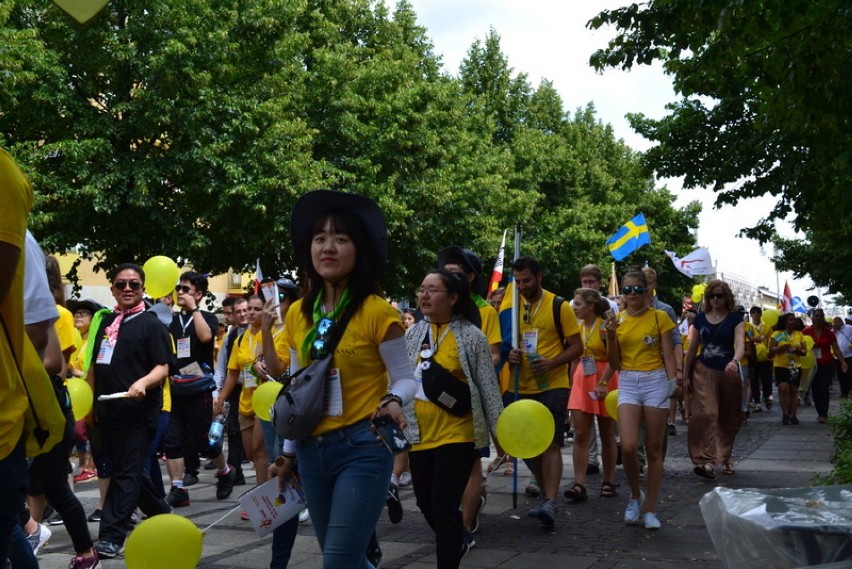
left=113, top=280, right=142, bottom=291
left=310, top=317, right=335, bottom=360
left=175, top=285, right=193, bottom=294
left=523, top=303, right=531, bottom=324
left=621, top=285, right=646, bottom=295
left=706, top=293, right=725, bottom=300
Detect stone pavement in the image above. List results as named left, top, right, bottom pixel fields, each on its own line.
left=36, top=394, right=841, bottom=569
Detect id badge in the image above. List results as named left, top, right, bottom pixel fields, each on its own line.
left=96, top=341, right=114, bottom=365
left=813, top=347, right=822, bottom=360
left=522, top=330, right=539, bottom=354
left=243, top=367, right=258, bottom=389
left=581, top=356, right=596, bottom=376
left=176, top=337, right=191, bottom=359
left=323, top=368, right=343, bottom=416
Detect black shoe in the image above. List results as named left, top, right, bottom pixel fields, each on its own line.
left=216, top=466, right=236, bottom=499
left=790, top=415, right=800, bottom=425
left=94, top=541, right=124, bottom=559
left=166, top=486, right=190, bottom=508
left=366, top=540, right=382, bottom=568
left=203, top=460, right=216, bottom=470
left=782, top=414, right=790, bottom=425
left=586, top=462, right=600, bottom=475
left=87, top=509, right=102, bottom=523
left=45, top=511, right=64, bottom=526
left=667, top=423, right=677, bottom=436
left=234, top=474, right=246, bottom=486
left=42, top=504, right=55, bottom=521
left=182, top=473, right=199, bottom=487
left=386, top=483, right=403, bottom=524
left=461, top=532, right=475, bottom=559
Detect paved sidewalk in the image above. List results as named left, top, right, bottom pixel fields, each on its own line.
left=36, top=394, right=841, bottom=568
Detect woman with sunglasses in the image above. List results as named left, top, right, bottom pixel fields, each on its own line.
left=605, top=268, right=676, bottom=530
left=683, top=280, right=745, bottom=479
left=404, top=269, right=503, bottom=565
left=215, top=295, right=272, bottom=485
left=276, top=191, right=416, bottom=568
left=769, top=312, right=808, bottom=425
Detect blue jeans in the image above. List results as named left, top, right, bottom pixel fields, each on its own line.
left=297, top=419, right=392, bottom=569
left=270, top=514, right=299, bottom=569
left=0, top=437, right=27, bottom=565
left=6, top=524, right=37, bottom=569
left=261, top=418, right=279, bottom=464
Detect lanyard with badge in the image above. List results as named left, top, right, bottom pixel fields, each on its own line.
left=242, top=331, right=260, bottom=388
left=580, top=319, right=599, bottom=376
left=415, top=323, right=452, bottom=400
left=176, top=313, right=194, bottom=359
left=96, top=312, right=143, bottom=365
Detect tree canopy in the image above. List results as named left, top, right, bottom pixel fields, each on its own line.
left=589, top=0, right=852, bottom=295
left=2, top=0, right=698, bottom=301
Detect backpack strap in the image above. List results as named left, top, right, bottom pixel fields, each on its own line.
left=553, top=295, right=566, bottom=347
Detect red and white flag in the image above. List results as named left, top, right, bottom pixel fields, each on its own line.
left=488, top=230, right=507, bottom=293
left=255, top=258, right=264, bottom=294
left=665, top=247, right=715, bottom=278
left=780, top=281, right=793, bottom=312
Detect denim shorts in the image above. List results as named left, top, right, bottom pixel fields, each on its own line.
left=618, top=369, right=670, bottom=409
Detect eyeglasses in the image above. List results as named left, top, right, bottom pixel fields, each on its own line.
left=311, top=317, right=335, bottom=360
left=706, top=293, right=725, bottom=300
left=621, top=285, right=646, bottom=295
left=175, top=285, right=193, bottom=294
left=523, top=303, right=532, bottom=324
left=416, top=287, right=448, bottom=297
left=113, top=280, right=142, bottom=291
left=73, top=310, right=93, bottom=318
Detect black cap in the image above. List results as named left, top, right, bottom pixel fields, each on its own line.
left=437, top=245, right=485, bottom=297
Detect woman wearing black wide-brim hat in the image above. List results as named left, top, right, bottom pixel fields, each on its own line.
left=273, top=190, right=416, bottom=568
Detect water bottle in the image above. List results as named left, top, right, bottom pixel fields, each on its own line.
left=208, top=401, right=230, bottom=446
left=526, top=353, right=548, bottom=389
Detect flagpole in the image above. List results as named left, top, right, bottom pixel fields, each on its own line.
left=511, top=223, right=521, bottom=510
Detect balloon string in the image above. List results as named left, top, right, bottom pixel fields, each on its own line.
left=200, top=505, right=242, bottom=535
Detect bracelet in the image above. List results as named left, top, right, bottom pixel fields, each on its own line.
left=598, top=381, right=608, bottom=387
left=379, top=394, right=403, bottom=408
left=191, top=307, right=200, bottom=313
left=274, top=453, right=297, bottom=466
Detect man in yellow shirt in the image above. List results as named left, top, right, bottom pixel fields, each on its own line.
left=0, top=148, right=34, bottom=565
left=504, top=256, right=582, bottom=526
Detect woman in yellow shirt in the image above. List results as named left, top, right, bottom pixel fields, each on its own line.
left=606, top=268, right=676, bottom=531
left=275, top=191, right=416, bottom=568
left=769, top=312, right=807, bottom=425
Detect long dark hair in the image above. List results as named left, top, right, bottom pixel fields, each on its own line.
left=427, top=268, right=481, bottom=328
left=773, top=312, right=795, bottom=332
left=300, top=209, right=384, bottom=321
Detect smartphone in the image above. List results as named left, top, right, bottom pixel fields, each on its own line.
left=371, top=415, right=411, bottom=454
left=588, top=390, right=600, bottom=401
left=604, top=309, right=615, bottom=322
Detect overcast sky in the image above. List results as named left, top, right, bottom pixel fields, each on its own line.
left=394, top=0, right=815, bottom=300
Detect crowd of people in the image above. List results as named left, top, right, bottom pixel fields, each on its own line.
left=3, top=152, right=850, bottom=569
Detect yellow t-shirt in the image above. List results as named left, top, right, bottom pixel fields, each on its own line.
left=412, top=326, right=474, bottom=451
left=228, top=326, right=288, bottom=416
left=70, top=336, right=88, bottom=376
left=284, top=295, right=404, bottom=436
left=580, top=317, right=608, bottom=361
left=479, top=303, right=501, bottom=346
left=502, top=290, right=581, bottom=393
left=55, top=305, right=80, bottom=354
left=771, top=330, right=805, bottom=369
left=0, top=148, right=34, bottom=459
left=746, top=321, right=772, bottom=362
left=616, top=308, right=675, bottom=371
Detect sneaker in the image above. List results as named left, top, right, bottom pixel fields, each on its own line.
left=203, top=459, right=216, bottom=470
left=782, top=415, right=790, bottom=425
left=790, top=415, right=800, bottom=425
left=643, top=512, right=661, bottom=530
left=216, top=466, right=237, bottom=499
left=624, top=491, right=645, bottom=524
left=462, top=531, right=475, bottom=558
left=386, top=483, right=403, bottom=524
left=45, top=511, right=65, bottom=526
left=182, top=473, right=199, bottom=487
left=234, top=474, right=246, bottom=486
left=565, top=431, right=575, bottom=444
left=87, top=509, right=102, bottom=523
left=752, top=404, right=762, bottom=413
left=667, top=423, right=677, bottom=436
left=527, top=499, right=557, bottom=526
left=398, top=471, right=412, bottom=488
left=524, top=479, right=541, bottom=498
left=166, top=486, right=190, bottom=508
left=766, top=397, right=773, bottom=410
left=94, top=541, right=123, bottom=559
left=27, top=523, right=51, bottom=554
left=298, top=508, right=311, bottom=523
left=471, top=493, right=486, bottom=534
left=586, top=462, right=601, bottom=475
left=69, top=551, right=101, bottom=569
left=129, top=511, right=140, bottom=526
left=74, top=469, right=97, bottom=483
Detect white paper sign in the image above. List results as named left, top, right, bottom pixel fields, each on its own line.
left=238, top=476, right=306, bottom=538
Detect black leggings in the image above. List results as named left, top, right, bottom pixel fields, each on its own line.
left=750, top=361, right=773, bottom=403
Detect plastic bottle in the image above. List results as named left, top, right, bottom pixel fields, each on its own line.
left=526, top=353, right=548, bottom=389
left=209, top=401, right=230, bottom=446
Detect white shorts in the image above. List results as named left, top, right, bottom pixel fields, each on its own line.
left=618, top=369, right=670, bottom=409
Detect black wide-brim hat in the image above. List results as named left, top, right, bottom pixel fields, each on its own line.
left=291, top=190, right=389, bottom=276
left=437, top=245, right=486, bottom=297
left=66, top=298, right=104, bottom=314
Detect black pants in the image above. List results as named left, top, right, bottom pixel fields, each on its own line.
left=28, top=410, right=93, bottom=554
left=409, top=443, right=476, bottom=569
left=98, top=414, right=170, bottom=544
left=164, top=392, right=220, bottom=461
left=837, top=360, right=851, bottom=398
left=227, top=384, right=244, bottom=476
left=750, top=361, right=773, bottom=403
left=811, top=363, right=834, bottom=418
left=0, top=437, right=27, bottom=566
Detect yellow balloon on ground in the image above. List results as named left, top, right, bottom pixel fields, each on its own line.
left=604, top=389, right=619, bottom=420
left=762, top=309, right=780, bottom=328
left=252, top=381, right=283, bottom=422
left=142, top=256, right=180, bottom=299
left=66, top=378, right=93, bottom=421
left=125, top=514, right=202, bottom=569
left=495, top=400, right=554, bottom=459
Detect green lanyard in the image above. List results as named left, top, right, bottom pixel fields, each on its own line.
left=300, top=288, right=351, bottom=363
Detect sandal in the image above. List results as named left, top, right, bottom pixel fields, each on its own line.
left=487, top=454, right=507, bottom=474
left=722, top=462, right=735, bottom=475
left=693, top=463, right=716, bottom=480
left=600, top=481, right=617, bottom=498
left=504, top=463, right=514, bottom=476
left=563, top=482, right=588, bottom=502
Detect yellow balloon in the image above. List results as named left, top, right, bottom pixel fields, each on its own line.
left=691, top=283, right=707, bottom=303
left=142, top=256, right=180, bottom=299
left=66, top=378, right=93, bottom=421
left=762, top=309, right=780, bottom=328
left=603, top=389, right=619, bottom=420
left=125, top=514, right=202, bottom=569
left=252, top=381, right=283, bottom=422
left=495, top=400, right=554, bottom=459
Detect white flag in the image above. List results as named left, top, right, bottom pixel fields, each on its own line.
left=665, top=247, right=715, bottom=278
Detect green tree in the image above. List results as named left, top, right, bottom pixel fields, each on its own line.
left=589, top=0, right=852, bottom=293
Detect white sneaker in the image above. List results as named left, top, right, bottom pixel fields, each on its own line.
left=398, top=471, right=412, bottom=487
left=27, top=523, right=52, bottom=555
left=624, top=491, right=645, bottom=524
left=298, top=508, right=310, bottom=523
left=644, top=512, right=661, bottom=530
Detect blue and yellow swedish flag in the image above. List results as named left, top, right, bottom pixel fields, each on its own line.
left=606, top=213, right=651, bottom=261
